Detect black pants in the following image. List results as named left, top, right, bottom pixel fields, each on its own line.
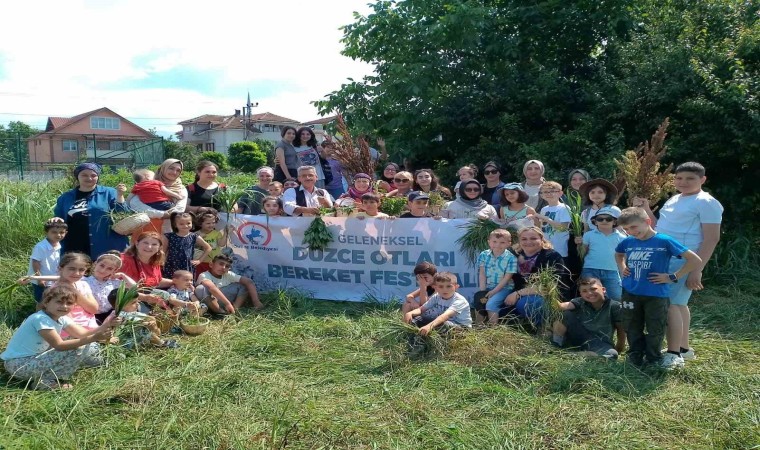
left=621, top=292, right=668, bottom=365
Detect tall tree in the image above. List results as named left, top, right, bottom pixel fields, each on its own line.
left=317, top=0, right=758, bottom=223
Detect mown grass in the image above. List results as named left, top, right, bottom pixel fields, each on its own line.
left=0, top=180, right=758, bottom=449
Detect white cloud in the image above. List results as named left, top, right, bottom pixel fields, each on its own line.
left=0, top=0, right=374, bottom=135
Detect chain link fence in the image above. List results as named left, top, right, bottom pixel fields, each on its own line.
left=0, top=134, right=164, bottom=181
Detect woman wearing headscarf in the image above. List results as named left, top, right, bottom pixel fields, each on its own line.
left=128, top=158, right=188, bottom=234
left=50, top=162, right=129, bottom=258
left=481, top=161, right=506, bottom=207
left=441, top=179, right=498, bottom=219
left=377, top=162, right=400, bottom=193
left=521, top=160, right=547, bottom=211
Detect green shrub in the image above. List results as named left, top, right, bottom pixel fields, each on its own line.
left=199, top=152, right=229, bottom=171
left=228, top=142, right=268, bottom=173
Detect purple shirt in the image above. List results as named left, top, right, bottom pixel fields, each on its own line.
left=325, top=158, right=344, bottom=190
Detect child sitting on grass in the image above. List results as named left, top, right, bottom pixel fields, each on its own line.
left=193, top=209, right=225, bottom=278
left=26, top=221, right=67, bottom=302
left=195, top=254, right=264, bottom=314
left=107, top=290, right=179, bottom=349
left=350, top=193, right=390, bottom=219
left=615, top=207, right=702, bottom=370
left=551, top=277, right=626, bottom=359
left=128, top=168, right=183, bottom=211
left=1, top=285, right=117, bottom=390
left=475, top=229, right=517, bottom=326
left=402, top=261, right=437, bottom=315
left=167, top=270, right=205, bottom=314
left=404, top=272, right=472, bottom=335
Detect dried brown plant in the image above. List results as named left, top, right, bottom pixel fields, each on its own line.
left=327, top=114, right=376, bottom=180
left=613, top=118, right=675, bottom=209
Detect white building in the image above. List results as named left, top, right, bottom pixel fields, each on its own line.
left=178, top=111, right=301, bottom=155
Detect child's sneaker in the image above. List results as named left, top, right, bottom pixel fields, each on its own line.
left=681, top=348, right=696, bottom=361
left=660, top=353, right=685, bottom=370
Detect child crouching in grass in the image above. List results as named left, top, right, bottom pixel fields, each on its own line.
left=551, top=277, right=626, bottom=359
left=107, top=290, right=179, bottom=349
left=404, top=272, right=472, bottom=335
left=1, top=285, right=117, bottom=390
left=195, top=254, right=263, bottom=314
left=402, top=261, right=437, bottom=315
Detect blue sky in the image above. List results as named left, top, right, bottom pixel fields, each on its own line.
left=0, top=0, right=374, bottom=137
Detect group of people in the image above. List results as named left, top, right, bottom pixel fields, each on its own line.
left=0, top=150, right=723, bottom=389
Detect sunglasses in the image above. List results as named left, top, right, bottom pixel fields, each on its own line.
left=540, top=190, right=561, bottom=194
left=484, top=169, right=499, bottom=175
left=594, top=217, right=615, bottom=222
left=464, top=187, right=481, bottom=192
left=394, top=178, right=411, bottom=182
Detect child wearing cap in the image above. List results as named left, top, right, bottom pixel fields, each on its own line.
left=576, top=206, right=626, bottom=300
left=401, top=191, right=433, bottom=218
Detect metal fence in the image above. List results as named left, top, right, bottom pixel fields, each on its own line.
left=0, top=134, right=164, bottom=181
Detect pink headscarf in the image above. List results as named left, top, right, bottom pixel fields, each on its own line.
left=523, top=160, right=545, bottom=177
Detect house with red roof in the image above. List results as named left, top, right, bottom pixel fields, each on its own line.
left=178, top=111, right=301, bottom=155
left=27, top=107, right=156, bottom=165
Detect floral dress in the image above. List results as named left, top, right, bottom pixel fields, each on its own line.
left=162, top=232, right=198, bottom=278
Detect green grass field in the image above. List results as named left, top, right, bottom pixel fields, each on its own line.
left=0, top=180, right=758, bottom=449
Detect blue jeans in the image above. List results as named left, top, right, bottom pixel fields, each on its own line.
left=581, top=268, right=622, bottom=301
left=499, top=294, right=545, bottom=327
left=485, top=289, right=512, bottom=312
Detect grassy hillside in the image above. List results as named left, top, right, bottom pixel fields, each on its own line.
left=0, top=180, right=758, bottom=449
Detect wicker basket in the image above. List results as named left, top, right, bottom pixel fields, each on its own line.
left=181, top=317, right=210, bottom=336
left=154, top=315, right=175, bottom=335
left=112, top=213, right=151, bottom=235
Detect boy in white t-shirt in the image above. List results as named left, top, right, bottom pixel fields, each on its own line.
left=404, top=272, right=472, bottom=334
left=195, top=255, right=263, bottom=314
left=27, top=222, right=68, bottom=302
left=634, top=162, right=723, bottom=361
left=534, top=181, right=571, bottom=257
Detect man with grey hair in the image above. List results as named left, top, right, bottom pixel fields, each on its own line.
left=282, top=166, right=333, bottom=216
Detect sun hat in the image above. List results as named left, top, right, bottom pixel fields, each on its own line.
left=579, top=178, right=619, bottom=203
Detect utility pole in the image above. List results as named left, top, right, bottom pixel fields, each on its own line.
left=244, top=91, right=258, bottom=141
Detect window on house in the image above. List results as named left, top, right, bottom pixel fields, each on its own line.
left=90, top=117, right=121, bottom=130
left=62, top=140, right=78, bottom=152
left=196, top=144, right=203, bottom=151
left=205, top=143, right=215, bottom=151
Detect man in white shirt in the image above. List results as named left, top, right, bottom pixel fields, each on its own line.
left=282, top=166, right=334, bottom=216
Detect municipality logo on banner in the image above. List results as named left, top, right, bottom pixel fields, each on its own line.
left=235, top=221, right=277, bottom=252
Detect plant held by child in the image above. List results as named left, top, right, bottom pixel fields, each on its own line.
left=614, top=118, right=675, bottom=209
left=564, top=187, right=587, bottom=260
left=456, top=219, right=501, bottom=267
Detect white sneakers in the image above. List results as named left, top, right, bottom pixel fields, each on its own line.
left=681, top=348, right=696, bottom=361
left=660, top=352, right=685, bottom=370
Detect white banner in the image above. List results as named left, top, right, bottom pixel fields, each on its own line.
left=224, top=216, right=479, bottom=302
